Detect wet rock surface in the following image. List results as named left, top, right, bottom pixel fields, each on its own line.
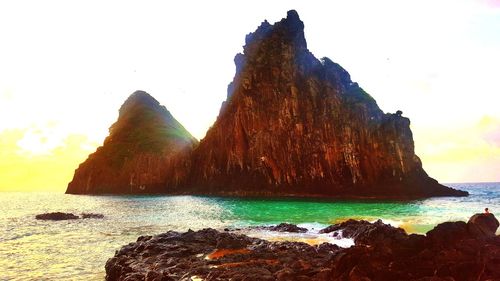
left=319, top=219, right=409, bottom=246
left=253, top=223, right=308, bottom=233
left=105, top=214, right=500, bottom=281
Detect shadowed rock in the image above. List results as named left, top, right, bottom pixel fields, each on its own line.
left=467, top=213, right=499, bottom=238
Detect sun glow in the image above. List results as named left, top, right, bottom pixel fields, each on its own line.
left=0, top=129, right=99, bottom=192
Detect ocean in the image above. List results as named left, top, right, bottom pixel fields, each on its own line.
left=1, top=183, right=499, bottom=280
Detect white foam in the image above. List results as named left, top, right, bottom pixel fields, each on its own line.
left=237, top=225, right=354, bottom=248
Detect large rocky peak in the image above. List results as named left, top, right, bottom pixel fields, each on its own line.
left=171, top=10, right=466, bottom=198
left=105, top=90, right=195, bottom=153
left=66, top=90, right=197, bottom=194
left=68, top=10, right=467, bottom=198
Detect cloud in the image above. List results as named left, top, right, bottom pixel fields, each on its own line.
left=0, top=129, right=99, bottom=192
left=414, top=116, right=500, bottom=183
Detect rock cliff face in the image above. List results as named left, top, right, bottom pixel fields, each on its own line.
left=165, top=10, right=466, bottom=198
left=66, top=91, right=197, bottom=194
left=68, top=11, right=466, bottom=198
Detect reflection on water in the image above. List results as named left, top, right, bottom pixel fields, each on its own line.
left=0, top=194, right=234, bottom=281
left=0, top=183, right=498, bottom=280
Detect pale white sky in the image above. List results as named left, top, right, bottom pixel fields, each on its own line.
left=1, top=0, right=499, bottom=186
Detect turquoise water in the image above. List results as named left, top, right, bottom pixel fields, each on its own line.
left=0, top=183, right=499, bottom=280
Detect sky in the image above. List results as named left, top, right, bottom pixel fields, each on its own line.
left=0, top=0, right=499, bottom=192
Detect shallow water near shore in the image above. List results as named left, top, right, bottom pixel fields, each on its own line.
left=1, top=183, right=499, bottom=280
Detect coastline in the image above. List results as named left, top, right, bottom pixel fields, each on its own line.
left=1, top=185, right=498, bottom=280
left=65, top=188, right=469, bottom=201
left=105, top=213, right=500, bottom=281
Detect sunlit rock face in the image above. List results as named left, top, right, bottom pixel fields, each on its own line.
left=165, top=10, right=466, bottom=198
left=68, top=11, right=467, bottom=198
left=66, top=91, right=197, bottom=194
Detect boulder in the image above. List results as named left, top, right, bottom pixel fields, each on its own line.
left=426, top=221, right=470, bottom=247
left=320, top=219, right=407, bottom=246
left=467, top=213, right=499, bottom=238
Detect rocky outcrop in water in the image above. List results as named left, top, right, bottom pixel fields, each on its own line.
left=66, top=91, right=198, bottom=194
left=68, top=10, right=467, bottom=198
left=35, top=212, right=79, bottom=220
left=35, top=212, right=104, bottom=220
left=265, top=223, right=308, bottom=233
left=105, top=214, right=500, bottom=281
left=81, top=213, right=105, bottom=219
left=164, top=10, right=466, bottom=198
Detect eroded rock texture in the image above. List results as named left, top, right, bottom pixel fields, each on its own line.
left=105, top=214, right=500, bottom=281
left=166, top=10, right=465, bottom=198
left=66, top=91, right=197, bottom=194
left=68, top=10, right=466, bottom=198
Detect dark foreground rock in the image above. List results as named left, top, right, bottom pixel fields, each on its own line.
left=105, top=214, right=500, bottom=281
left=105, top=228, right=337, bottom=281
left=467, top=213, right=499, bottom=238
left=35, top=212, right=79, bottom=220
left=35, top=212, right=104, bottom=220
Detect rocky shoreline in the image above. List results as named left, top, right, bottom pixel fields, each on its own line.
left=105, top=213, right=499, bottom=281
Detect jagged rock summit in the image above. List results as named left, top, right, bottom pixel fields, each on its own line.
left=66, top=90, right=197, bottom=194
left=68, top=11, right=467, bottom=198
left=164, top=10, right=466, bottom=198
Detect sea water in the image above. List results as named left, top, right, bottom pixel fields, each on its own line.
left=0, top=183, right=499, bottom=280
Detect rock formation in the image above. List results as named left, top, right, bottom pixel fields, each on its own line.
left=105, top=214, right=500, bottom=281
left=68, top=10, right=467, bottom=198
left=66, top=91, right=197, bottom=194
left=164, top=10, right=466, bottom=198
left=467, top=213, right=500, bottom=238
left=35, top=212, right=79, bottom=220
left=35, top=212, right=104, bottom=220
